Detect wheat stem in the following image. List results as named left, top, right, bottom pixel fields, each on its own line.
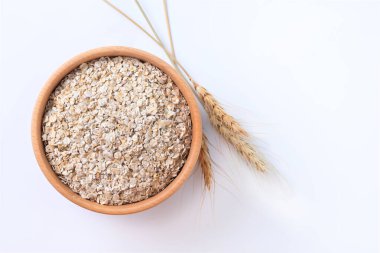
left=134, top=1, right=197, bottom=93
left=102, top=0, right=159, bottom=44
left=103, top=0, right=196, bottom=86
left=134, top=0, right=163, bottom=49
left=163, top=0, right=176, bottom=59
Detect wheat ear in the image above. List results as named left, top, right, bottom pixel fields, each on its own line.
left=199, top=135, right=213, bottom=190
left=194, top=83, right=249, bottom=137
left=219, top=126, right=266, bottom=172
left=195, top=83, right=266, bottom=172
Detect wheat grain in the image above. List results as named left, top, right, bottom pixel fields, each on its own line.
left=195, top=83, right=266, bottom=172
left=195, top=83, right=249, bottom=137
left=199, top=134, right=213, bottom=190
left=219, top=126, right=266, bottom=172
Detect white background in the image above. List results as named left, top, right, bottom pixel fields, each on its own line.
left=0, top=0, right=379, bottom=252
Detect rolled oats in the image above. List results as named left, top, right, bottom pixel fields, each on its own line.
left=42, top=56, right=192, bottom=205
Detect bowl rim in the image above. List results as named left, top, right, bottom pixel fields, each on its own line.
left=31, top=46, right=202, bottom=215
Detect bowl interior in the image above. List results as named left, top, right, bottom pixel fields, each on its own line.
left=31, top=46, right=202, bottom=214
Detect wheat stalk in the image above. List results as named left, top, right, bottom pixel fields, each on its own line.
left=199, top=134, right=213, bottom=190
left=103, top=0, right=196, bottom=92
left=163, top=0, right=176, bottom=60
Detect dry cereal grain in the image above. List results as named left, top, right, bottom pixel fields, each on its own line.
left=42, top=56, right=192, bottom=205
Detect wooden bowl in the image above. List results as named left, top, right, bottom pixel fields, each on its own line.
left=31, top=46, right=202, bottom=215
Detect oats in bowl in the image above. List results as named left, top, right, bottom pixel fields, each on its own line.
left=42, top=56, right=192, bottom=205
